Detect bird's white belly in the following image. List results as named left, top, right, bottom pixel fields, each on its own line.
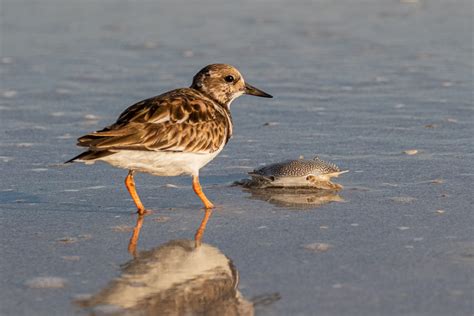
left=93, top=149, right=222, bottom=176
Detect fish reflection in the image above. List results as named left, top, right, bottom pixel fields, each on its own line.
left=243, top=187, right=343, bottom=209
left=77, top=210, right=254, bottom=315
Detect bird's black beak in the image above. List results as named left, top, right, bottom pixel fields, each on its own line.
left=245, top=83, right=273, bottom=98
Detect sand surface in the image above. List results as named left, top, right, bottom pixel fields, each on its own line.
left=1, top=0, right=473, bottom=315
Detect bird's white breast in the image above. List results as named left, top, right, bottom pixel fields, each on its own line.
left=91, top=146, right=224, bottom=176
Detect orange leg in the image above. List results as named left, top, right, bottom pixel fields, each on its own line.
left=127, top=214, right=144, bottom=257
left=194, top=209, right=213, bottom=248
left=125, top=170, right=146, bottom=215
left=192, top=175, right=215, bottom=209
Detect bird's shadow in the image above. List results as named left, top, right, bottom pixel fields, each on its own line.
left=75, top=209, right=280, bottom=315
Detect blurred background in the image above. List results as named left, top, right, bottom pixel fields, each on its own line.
left=1, top=1, right=473, bottom=315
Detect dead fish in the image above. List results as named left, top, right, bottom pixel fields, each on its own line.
left=239, top=157, right=348, bottom=190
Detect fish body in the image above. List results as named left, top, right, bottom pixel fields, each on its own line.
left=246, top=157, right=348, bottom=190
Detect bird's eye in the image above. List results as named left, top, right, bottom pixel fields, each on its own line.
left=224, top=75, right=234, bottom=83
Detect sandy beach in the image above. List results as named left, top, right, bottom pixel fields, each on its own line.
left=1, top=0, right=473, bottom=315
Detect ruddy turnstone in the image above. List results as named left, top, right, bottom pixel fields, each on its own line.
left=66, top=64, right=272, bottom=213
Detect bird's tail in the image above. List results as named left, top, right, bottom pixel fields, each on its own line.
left=65, top=150, right=114, bottom=164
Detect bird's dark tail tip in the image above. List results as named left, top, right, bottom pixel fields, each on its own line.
left=64, top=150, right=114, bottom=164
left=64, top=152, right=86, bottom=164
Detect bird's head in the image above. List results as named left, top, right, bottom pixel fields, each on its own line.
left=191, top=64, right=272, bottom=108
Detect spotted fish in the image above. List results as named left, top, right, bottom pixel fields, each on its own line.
left=245, top=157, right=348, bottom=190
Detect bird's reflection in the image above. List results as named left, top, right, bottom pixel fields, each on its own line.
left=77, top=210, right=255, bottom=315
left=243, top=187, right=343, bottom=209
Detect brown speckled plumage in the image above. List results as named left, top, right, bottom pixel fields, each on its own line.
left=76, top=88, right=231, bottom=154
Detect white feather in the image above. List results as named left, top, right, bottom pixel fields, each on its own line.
left=81, top=145, right=224, bottom=176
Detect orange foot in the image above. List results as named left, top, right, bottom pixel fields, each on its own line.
left=125, top=170, right=149, bottom=213
left=192, top=175, right=215, bottom=209
left=134, top=209, right=152, bottom=216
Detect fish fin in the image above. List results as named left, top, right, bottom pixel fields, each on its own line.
left=326, top=170, right=349, bottom=178
left=248, top=173, right=275, bottom=182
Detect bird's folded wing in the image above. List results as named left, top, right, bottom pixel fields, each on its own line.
left=77, top=89, right=229, bottom=154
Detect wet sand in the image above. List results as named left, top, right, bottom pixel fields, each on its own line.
left=1, top=0, right=473, bottom=315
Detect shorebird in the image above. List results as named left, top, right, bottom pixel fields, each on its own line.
left=67, top=64, right=272, bottom=213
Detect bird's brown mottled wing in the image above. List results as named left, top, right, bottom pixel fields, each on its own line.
left=77, top=89, right=231, bottom=154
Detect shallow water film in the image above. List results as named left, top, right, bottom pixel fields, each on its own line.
left=1, top=0, right=473, bottom=315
